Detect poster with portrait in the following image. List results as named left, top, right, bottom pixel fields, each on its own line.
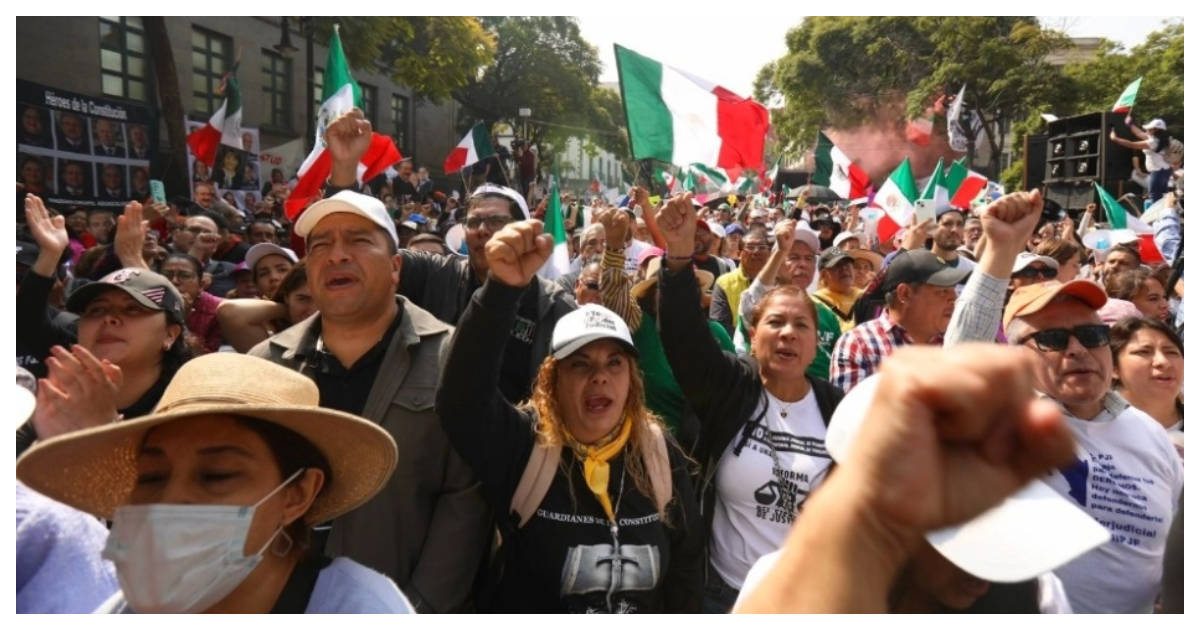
left=185, top=119, right=262, bottom=212
left=17, top=79, right=156, bottom=210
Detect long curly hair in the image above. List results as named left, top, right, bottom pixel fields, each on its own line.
left=520, top=352, right=677, bottom=524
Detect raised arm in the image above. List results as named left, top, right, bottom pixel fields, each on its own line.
left=216, top=299, right=289, bottom=352
left=593, top=207, right=642, bottom=332
left=435, top=219, right=552, bottom=510
left=632, top=186, right=667, bottom=249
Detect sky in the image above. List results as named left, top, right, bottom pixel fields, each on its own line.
left=578, top=15, right=1181, bottom=99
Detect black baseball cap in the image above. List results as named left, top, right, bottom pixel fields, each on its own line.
left=66, top=268, right=187, bottom=325
left=819, top=247, right=854, bottom=270
left=876, top=249, right=971, bottom=295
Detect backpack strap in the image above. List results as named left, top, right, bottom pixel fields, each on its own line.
left=511, top=440, right=562, bottom=528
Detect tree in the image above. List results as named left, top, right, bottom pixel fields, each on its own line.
left=309, top=17, right=495, bottom=102
left=453, top=17, right=614, bottom=172
left=759, top=17, right=1069, bottom=180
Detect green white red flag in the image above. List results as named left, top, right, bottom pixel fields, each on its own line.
left=874, top=158, right=920, bottom=243
left=614, top=44, right=770, bottom=170
left=945, top=161, right=988, bottom=209
left=811, top=131, right=870, bottom=200
left=1094, top=181, right=1162, bottom=263
left=538, top=174, right=570, bottom=280
left=444, top=122, right=494, bottom=173
left=186, top=69, right=242, bottom=168
left=1112, top=77, right=1142, bottom=114
left=286, top=26, right=401, bottom=220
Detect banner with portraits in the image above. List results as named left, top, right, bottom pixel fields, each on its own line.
left=185, top=119, right=264, bottom=212
left=17, top=79, right=157, bottom=210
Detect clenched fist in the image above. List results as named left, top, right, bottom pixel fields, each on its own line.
left=655, top=192, right=697, bottom=260
left=594, top=206, right=630, bottom=249
left=485, top=220, right=554, bottom=288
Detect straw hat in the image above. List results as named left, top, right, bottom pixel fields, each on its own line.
left=16, top=353, right=397, bottom=525
left=632, top=256, right=715, bottom=306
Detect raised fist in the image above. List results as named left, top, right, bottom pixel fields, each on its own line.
left=980, top=189, right=1042, bottom=255
left=484, top=219, right=553, bottom=288
left=654, top=192, right=697, bottom=258
left=774, top=219, right=797, bottom=253
left=595, top=206, right=630, bottom=248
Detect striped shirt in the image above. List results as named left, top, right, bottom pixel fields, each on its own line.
left=830, top=313, right=915, bottom=392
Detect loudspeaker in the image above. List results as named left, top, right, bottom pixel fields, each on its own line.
left=1023, top=134, right=1047, bottom=190
left=1041, top=111, right=1136, bottom=212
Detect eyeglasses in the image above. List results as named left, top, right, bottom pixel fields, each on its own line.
left=583, top=281, right=600, bottom=291
left=162, top=270, right=197, bottom=281
left=743, top=244, right=770, bottom=253
left=1013, top=266, right=1058, bottom=280
left=1018, top=324, right=1111, bottom=352
left=81, top=302, right=157, bottom=320
left=464, top=214, right=513, bottom=231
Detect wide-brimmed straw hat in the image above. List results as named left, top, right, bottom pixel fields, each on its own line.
left=16, top=353, right=397, bottom=525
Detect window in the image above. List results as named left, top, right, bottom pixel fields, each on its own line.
left=360, top=83, right=377, bottom=126
left=390, top=94, right=409, bottom=155
left=261, top=49, right=291, bottom=130
left=191, top=27, right=232, bottom=114
left=312, top=67, right=324, bottom=113
left=99, top=17, right=149, bottom=102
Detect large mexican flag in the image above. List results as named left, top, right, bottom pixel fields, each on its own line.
left=614, top=44, right=770, bottom=171
left=811, top=132, right=870, bottom=200
left=186, top=70, right=242, bottom=168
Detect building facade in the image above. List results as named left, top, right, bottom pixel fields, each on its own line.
left=16, top=16, right=464, bottom=191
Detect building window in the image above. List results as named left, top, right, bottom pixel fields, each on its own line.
left=99, top=17, right=149, bottom=102
left=191, top=26, right=232, bottom=114
left=390, top=94, right=409, bottom=155
left=261, top=49, right=291, bottom=130
left=360, top=83, right=377, bottom=126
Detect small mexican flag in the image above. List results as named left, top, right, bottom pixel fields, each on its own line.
left=615, top=43, right=770, bottom=170
left=945, top=160, right=987, bottom=209
left=538, top=174, right=570, bottom=280
left=186, top=69, right=242, bottom=168
left=1093, top=182, right=1162, bottom=263
left=1112, top=77, right=1142, bottom=114
left=811, top=131, right=870, bottom=200
left=444, top=122, right=494, bottom=174
left=762, top=155, right=781, bottom=191
left=920, top=157, right=950, bottom=213
left=287, top=25, right=401, bottom=220
left=683, top=163, right=729, bottom=191
left=875, top=158, right=920, bottom=243
left=654, top=168, right=678, bottom=193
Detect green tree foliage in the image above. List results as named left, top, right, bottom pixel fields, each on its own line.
left=759, top=17, right=1070, bottom=179
left=310, top=17, right=495, bottom=102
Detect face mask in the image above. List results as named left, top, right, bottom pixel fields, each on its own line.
left=102, top=468, right=304, bottom=613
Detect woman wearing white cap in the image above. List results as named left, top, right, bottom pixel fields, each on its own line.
left=436, top=219, right=703, bottom=613
left=1110, top=117, right=1173, bottom=201
left=16, top=353, right=411, bottom=613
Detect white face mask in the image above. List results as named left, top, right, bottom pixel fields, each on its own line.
left=102, top=468, right=305, bottom=613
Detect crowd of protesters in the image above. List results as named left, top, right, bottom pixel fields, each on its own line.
left=14, top=107, right=1183, bottom=614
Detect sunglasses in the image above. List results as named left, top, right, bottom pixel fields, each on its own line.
left=1013, top=266, right=1057, bottom=280
left=1018, top=324, right=1111, bottom=352
left=583, top=282, right=600, bottom=291
left=464, top=215, right=513, bottom=231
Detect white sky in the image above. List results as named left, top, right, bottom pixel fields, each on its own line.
left=578, top=14, right=1181, bottom=99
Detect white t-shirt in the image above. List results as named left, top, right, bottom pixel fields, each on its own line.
left=1040, top=397, right=1184, bottom=613
left=624, top=238, right=655, bottom=275
left=734, top=550, right=1074, bottom=613
left=709, top=390, right=832, bottom=589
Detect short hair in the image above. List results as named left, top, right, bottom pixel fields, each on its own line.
left=468, top=191, right=523, bottom=221
left=747, top=285, right=818, bottom=331
left=1107, top=243, right=1142, bottom=265
left=271, top=259, right=309, bottom=303
left=195, top=209, right=228, bottom=233
left=163, top=252, right=204, bottom=277
left=1035, top=238, right=1082, bottom=266
left=407, top=233, right=448, bottom=252
left=1104, top=268, right=1152, bottom=301
left=744, top=224, right=769, bottom=241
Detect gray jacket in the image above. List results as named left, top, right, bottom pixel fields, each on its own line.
left=248, top=296, right=490, bottom=612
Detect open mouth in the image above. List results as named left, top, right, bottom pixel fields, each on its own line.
left=1152, top=374, right=1177, bottom=385
left=584, top=395, right=613, bottom=414
left=776, top=348, right=799, bottom=361
left=324, top=273, right=358, bottom=290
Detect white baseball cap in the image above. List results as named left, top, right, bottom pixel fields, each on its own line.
left=1011, top=252, right=1060, bottom=274
left=1145, top=118, right=1167, bottom=131
left=825, top=373, right=1109, bottom=583
left=470, top=184, right=530, bottom=220
left=792, top=221, right=820, bottom=254
left=550, top=304, right=638, bottom=360
left=244, top=243, right=298, bottom=274
left=832, top=231, right=863, bottom=249
left=294, top=191, right=398, bottom=248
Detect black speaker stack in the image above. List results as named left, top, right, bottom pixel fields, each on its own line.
left=1023, top=111, right=1137, bottom=213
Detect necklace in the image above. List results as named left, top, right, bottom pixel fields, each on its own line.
left=774, top=393, right=800, bottom=418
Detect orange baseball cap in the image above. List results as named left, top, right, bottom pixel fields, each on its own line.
left=1002, top=279, right=1107, bottom=330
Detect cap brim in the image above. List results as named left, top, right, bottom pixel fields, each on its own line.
left=821, top=254, right=853, bottom=270
left=1023, top=279, right=1108, bottom=317
left=16, top=402, right=397, bottom=525
left=552, top=334, right=639, bottom=361
left=66, top=281, right=163, bottom=316
left=245, top=243, right=297, bottom=272
left=827, top=374, right=1109, bottom=582
left=925, top=264, right=972, bottom=287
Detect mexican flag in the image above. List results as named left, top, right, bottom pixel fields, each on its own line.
left=874, top=158, right=919, bottom=243
left=1112, top=77, right=1142, bottom=114
left=538, top=175, right=570, bottom=280
left=683, top=162, right=729, bottom=192
left=945, top=161, right=988, bottom=209
left=614, top=44, right=770, bottom=170
left=762, top=155, right=781, bottom=191
left=920, top=157, right=950, bottom=213
left=1094, top=182, right=1162, bottom=263
left=654, top=168, right=678, bottom=193
left=811, top=131, right=870, bottom=200
left=286, top=26, right=401, bottom=220
left=444, top=122, right=494, bottom=174
left=186, top=70, right=242, bottom=168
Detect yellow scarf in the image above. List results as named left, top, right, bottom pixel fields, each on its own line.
left=562, top=415, right=633, bottom=522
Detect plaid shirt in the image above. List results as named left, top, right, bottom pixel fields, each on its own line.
left=830, top=313, right=915, bottom=393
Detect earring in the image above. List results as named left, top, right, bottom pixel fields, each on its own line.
left=271, top=528, right=294, bottom=557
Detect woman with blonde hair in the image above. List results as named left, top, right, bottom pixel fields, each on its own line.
left=436, top=219, right=703, bottom=613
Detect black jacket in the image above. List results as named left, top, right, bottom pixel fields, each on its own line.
left=655, top=263, right=844, bottom=543
left=437, top=278, right=704, bottom=613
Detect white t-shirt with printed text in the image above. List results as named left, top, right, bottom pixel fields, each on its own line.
left=710, top=390, right=832, bottom=589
